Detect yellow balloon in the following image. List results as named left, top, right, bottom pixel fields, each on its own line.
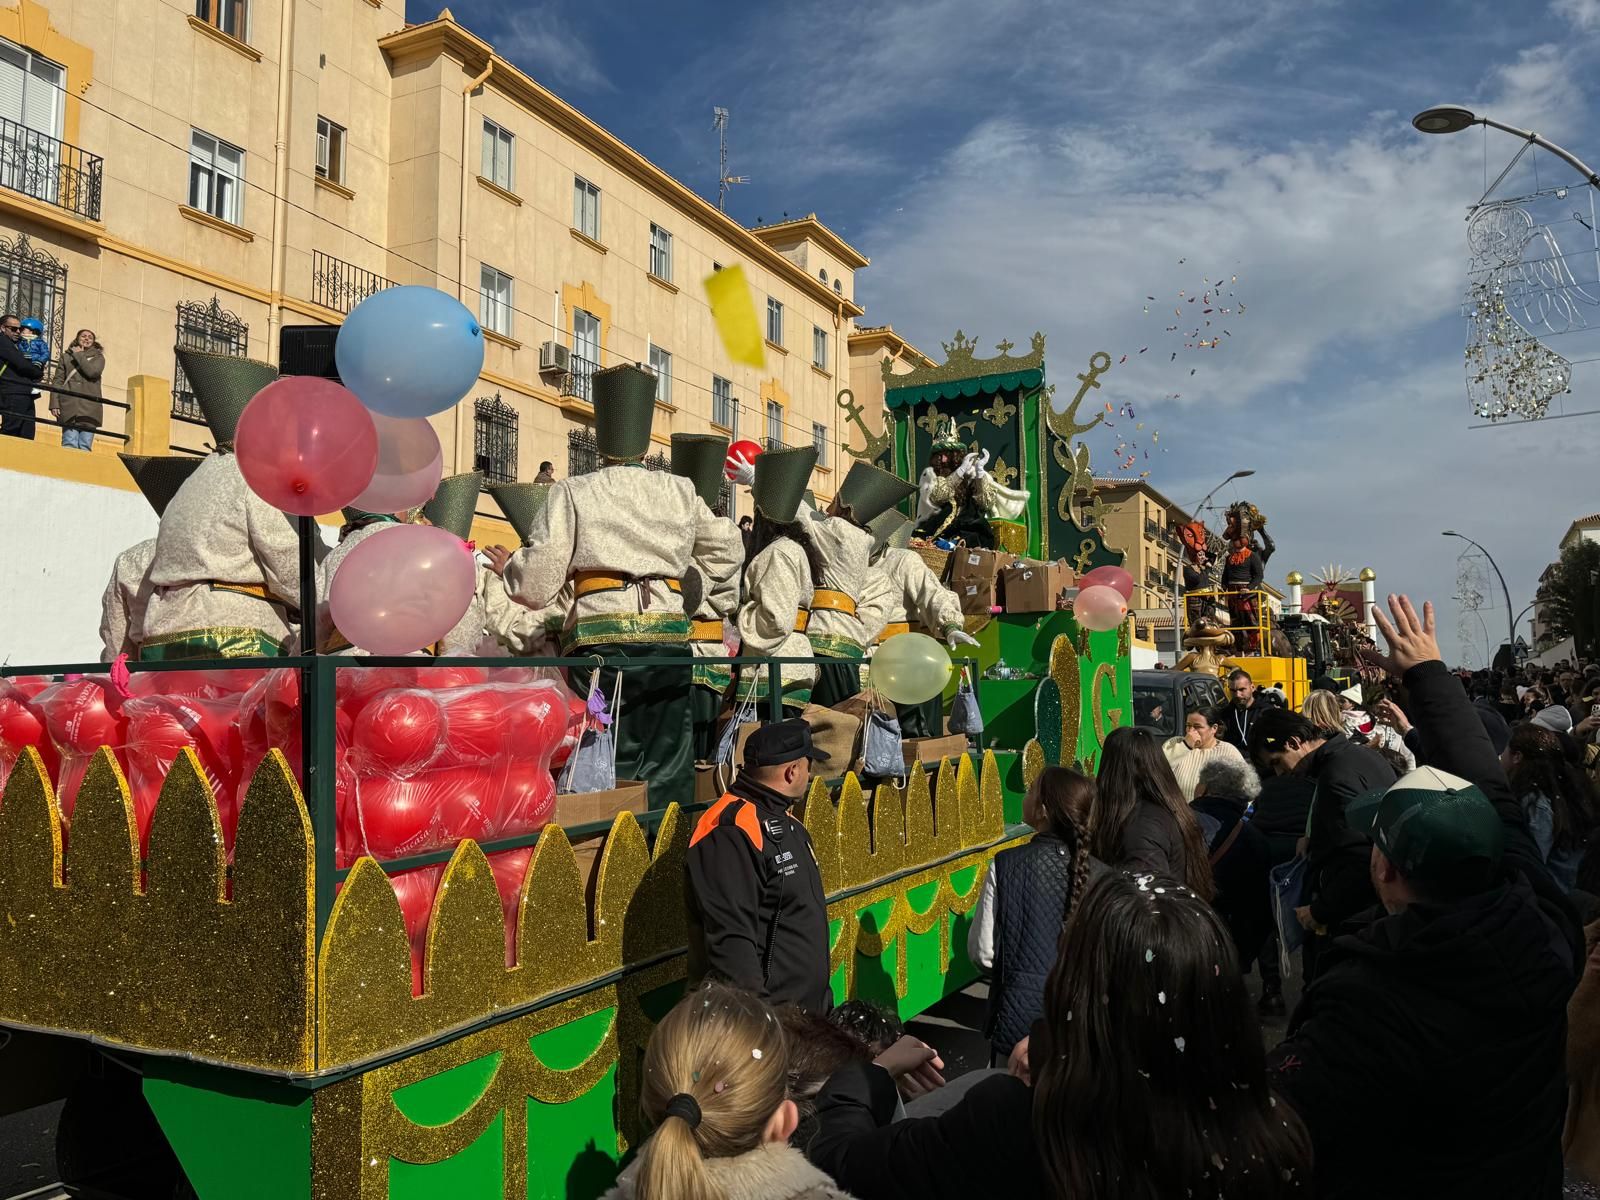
left=869, top=632, right=953, bottom=705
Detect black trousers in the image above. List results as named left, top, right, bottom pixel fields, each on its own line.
left=690, top=683, right=724, bottom=765
left=896, top=695, right=944, bottom=739
left=0, top=394, right=36, bottom=439
left=569, top=642, right=694, bottom=810
left=811, top=656, right=863, bottom=709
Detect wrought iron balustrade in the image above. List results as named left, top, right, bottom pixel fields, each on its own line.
left=564, top=355, right=597, bottom=404
left=310, top=250, right=395, bottom=314
left=0, top=116, right=103, bottom=222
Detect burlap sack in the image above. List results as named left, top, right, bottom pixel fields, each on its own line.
left=733, top=703, right=862, bottom=775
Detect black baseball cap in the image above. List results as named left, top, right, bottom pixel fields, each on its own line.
left=742, top=718, right=832, bottom=768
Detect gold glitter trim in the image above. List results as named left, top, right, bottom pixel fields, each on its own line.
left=0, top=748, right=314, bottom=1071
left=903, top=764, right=935, bottom=862
left=978, top=749, right=1005, bottom=842
left=932, top=758, right=961, bottom=859
left=802, top=777, right=841, bottom=894
left=139, top=626, right=285, bottom=658
left=1052, top=631, right=1083, bottom=767
left=1022, top=739, right=1046, bottom=792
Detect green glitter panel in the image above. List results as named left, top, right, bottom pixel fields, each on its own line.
left=392, top=1052, right=504, bottom=1126
left=390, top=1111, right=503, bottom=1199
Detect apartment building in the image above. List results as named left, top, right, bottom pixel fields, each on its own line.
left=0, top=0, right=879, bottom=525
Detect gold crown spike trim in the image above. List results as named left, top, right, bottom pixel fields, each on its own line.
left=883, top=330, right=1046, bottom=388
left=932, top=757, right=961, bottom=858
left=802, top=776, right=842, bottom=895
left=903, top=763, right=935, bottom=863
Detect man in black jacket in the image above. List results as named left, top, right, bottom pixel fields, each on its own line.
left=1219, top=667, right=1261, bottom=751
left=686, top=718, right=834, bottom=1012
left=0, top=313, right=44, bottom=439
left=1269, top=595, right=1582, bottom=1200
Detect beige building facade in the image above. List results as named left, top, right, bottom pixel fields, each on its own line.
left=0, top=0, right=890, bottom=537
left=1091, top=477, right=1192, bottom=613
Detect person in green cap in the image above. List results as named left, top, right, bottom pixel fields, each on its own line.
left=734, top=445, right=824, bottom=712
left=504, top=363, right=741, bottom=808
left=483, top=481, right=571, bottom=655
left=671, top=433, right=745, bottom=762
left=420, top=471, right=491, bottom=656
left=100, top=454, right=204, bottom=661
left=141, top=349, right=324, bottom=659
left=912, top=416, right=1028, bottom=550
left=862, top=511, right=977, bottom=737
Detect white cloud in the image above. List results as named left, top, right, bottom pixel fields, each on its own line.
left=1554, top=0, right=1600, bottom=31
left=495, top=9, right=612, bottom=94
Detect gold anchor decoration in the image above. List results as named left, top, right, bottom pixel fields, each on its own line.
left=835, top=389, right=893, bottom=462
left=1074, top=539, right=1097, bottom=574
left=1044, top=351, right=1110, bottom=442
left=1049, top=350, right=1113, bottom=532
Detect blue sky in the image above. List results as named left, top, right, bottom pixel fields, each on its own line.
left=424, top=0, right=1600, bottom=664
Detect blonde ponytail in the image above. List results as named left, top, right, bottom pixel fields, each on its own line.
left=634, top=984, right=790, bottom=1200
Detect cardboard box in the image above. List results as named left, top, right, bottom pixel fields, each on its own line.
left=553, top=780, right=649, bottom=922
left=1001, top=560, right=1074, bottom=613
left=949, top=547, right=1015, bottom=584
left=903, top=733, right=970, bottom=769
left=694, top=764, right=726, bottom=805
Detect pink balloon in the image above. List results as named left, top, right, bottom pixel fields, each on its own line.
left=350, top=414, right=443, bottom=513
left=329, top=525, right=477, bottom=655
left=236, top=378, right=378, bottom=516
left=1073, top=583, right=1129, bottom=633
left=1079, top=565, right=1135, bottom=602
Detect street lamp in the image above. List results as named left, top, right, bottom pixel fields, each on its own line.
left=1443, top=530, right=1516, bottom=660
left=1411, top=105, right=1600, bottom=190
left=1172, top=470, right=1256, bottom=659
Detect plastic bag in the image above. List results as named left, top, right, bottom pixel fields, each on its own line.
left=947, top=665, right=984, bottom=736
left=1270, top=856, right=1309, bottom=975
left=0, top=677, right=57, bottom=792
left=32, top=676, right=128, bottom=825
left=863, top=705, right=905, bottom=779
left=123, top=694, right=244, bottom=854
left=558, top=673, right=619, bottom=795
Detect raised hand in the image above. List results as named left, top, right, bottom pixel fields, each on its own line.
left=483, top=545, right=513, bottom=577
left=1364, top=594, right=1441, bottom=677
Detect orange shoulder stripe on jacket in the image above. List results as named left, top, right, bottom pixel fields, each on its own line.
left=690, top=793, right=765, bottom=852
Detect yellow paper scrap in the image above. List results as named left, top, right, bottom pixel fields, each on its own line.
left=704, top=263, right=766, bottom=369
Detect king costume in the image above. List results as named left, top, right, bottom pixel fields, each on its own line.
left=100, top=454, right=204, bottom=662
left=485, top=482, right=571, bottom=656
left=912, top=417, right=1028, bottom=550
left=504, top=363, right=741, bottom=809
left=736, top=446, right=824, bottom=713
left=140, top=350, right=323, bottom=659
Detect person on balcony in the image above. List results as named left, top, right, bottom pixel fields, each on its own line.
left=140, top=350, right=321, bottom=659
left=0, top=314, right=44, bottom=439
left=100, top=454, right=203, bottom=661
left=672, top=433, right=745, bottom=763
left=53, top=328, right=103, bottom=451
left=504, top=363, right=741, bottom=809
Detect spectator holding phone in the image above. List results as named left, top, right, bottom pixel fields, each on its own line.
left=53, top=328, right=104, bottom=450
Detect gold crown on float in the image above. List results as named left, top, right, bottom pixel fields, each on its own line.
left=0, top=741, right=1005, bottom=1075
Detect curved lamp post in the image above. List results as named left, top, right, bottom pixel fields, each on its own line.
left=1411, top=105, right=1600, bottom=190
left=1443, top=529, right=1516, bottom=658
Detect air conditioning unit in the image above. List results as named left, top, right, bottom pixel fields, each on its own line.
left=538, top=341, right=570, bottom=373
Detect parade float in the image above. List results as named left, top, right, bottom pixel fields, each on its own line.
left=0, top=307, right=1132, bottom=1197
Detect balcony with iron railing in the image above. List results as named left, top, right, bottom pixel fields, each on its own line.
left=764, top=436, right=786, bottom=452
left=562, top=355, right=597, bottom=404
left=311, top=250, right=396, bottom=315
left=0, top=115, right=103, bottom=222
left=1144, top=518, right=1165, bottom=543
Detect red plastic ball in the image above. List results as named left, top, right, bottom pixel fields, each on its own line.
left=434, top=764, right=501, bottom=843
left=352, top=690, right=445, bottom=776
left=443, top=688, right=509, bottom=762
left=356, top=775, right=438, bottom=857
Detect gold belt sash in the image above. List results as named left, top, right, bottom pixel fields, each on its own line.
left=689, top=620, right=724, bottom=642
left=573, top=572, right=683, bottom=599
left=810, top=589, right=857, bottom=615
left=881, top=622, right=911, bottom=640
left=794, top=610, right=810, bottom=633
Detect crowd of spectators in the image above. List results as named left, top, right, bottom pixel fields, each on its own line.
left=654, top=594, right=1597, bottom=1199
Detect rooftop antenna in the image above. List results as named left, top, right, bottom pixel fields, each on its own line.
left=713, top=106, right=749, bottom=212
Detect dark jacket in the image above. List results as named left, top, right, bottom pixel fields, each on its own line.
left=1193, top=793, right=1273, bottom=965
left=686, top=776, right=832, bottom=1012
left=1219, top=700, right=1262, bottom=752
left=986, top=834, right=1104, bottom=1058
left=54, top=344, right=104, bottom=429
left=1300, top=733, right=1397, bottom=933
left=807, top=1060, right=1043, bottom=1199
left=1270, top=660, right=1583, bottom=1200
left=1251, top=772, right=1316, bottom=864
left=0, top=333, right=44, bottom=430
left=1115, top=798, right=1189, bottom=883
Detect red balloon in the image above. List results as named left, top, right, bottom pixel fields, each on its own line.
left=355, top=775, right=438, bottom=857
left=352, top=690, right=444, bottom=775
left=501, top=685, right=565, bottom=751
left=388, top=865, right=441, bottom=947
left=338, top=667, right=420, bottom=720
left=434, top=764, right=502, bottom=843
left=1079, top=565, right=1135, bottom=602
left=414, top=666, right=488, bottom=691
left=234, top=377, right=379, bottom=516
left=501, top=759, right=556, bottom=834
left=0, top=696, right=46, bottom=753
left=488, top=846, right=532, bottom=966
left=442, top=688, right=508, bottom=762
left=38, top=678, right=123, bottom=755
left=725, top=439, right=763, bottom=480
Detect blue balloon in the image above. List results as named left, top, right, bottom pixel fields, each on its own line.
left=336, top=286, right=485, bottom=418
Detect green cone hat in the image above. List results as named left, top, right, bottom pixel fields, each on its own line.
left=671, top=434, right=731, bottom=509
left=486, top=482, right=554, bottom=543
left=423, top=471, right=483, bottom=541
left=592, top=363, right=657, bottom=462
left=801, top=490, right=818, bottom=512
left=750, top=446, right=817, bottom=524
left=930, top=416, right=968, bottom=453
left=869, top=510, right=913, bottom=553
left=118, top=454, right=203, bottom=517
left=341, top=507, right=399, bottom=527
left=835, top=461, right=917, bottom=527
left=174, top=349, right=279, bottom=445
